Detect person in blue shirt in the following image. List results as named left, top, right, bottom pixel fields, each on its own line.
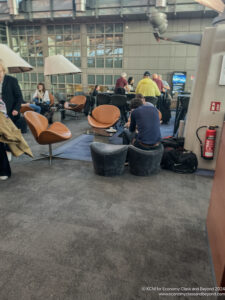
left=124, top=98, right=161, bottom=150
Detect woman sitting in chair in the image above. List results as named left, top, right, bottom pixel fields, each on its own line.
left=91, top=85, right=100, bottom=97
left=22, top=83, right=50, bottom=114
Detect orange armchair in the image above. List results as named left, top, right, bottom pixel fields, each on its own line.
left=65, top=95, right=86, bottom=112
left=49, top=93, right=55, bottom=106
left=24, top=111, right=72, bottom=165
left=20, top=105, right=34, bottom=114
left=88, top=105, right=120, bottom=129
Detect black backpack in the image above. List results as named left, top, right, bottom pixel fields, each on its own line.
left=161, top=136, right=184, bottom=149
left=157, top=93, right=171, bottom=124
left=161, top=149, right=198, bottom=174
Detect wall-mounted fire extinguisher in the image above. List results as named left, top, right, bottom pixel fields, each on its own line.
left=196, top=126, right=219, bottom=160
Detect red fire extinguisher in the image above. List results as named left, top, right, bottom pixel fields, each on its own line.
left=196, top=126, right=219, bottom=160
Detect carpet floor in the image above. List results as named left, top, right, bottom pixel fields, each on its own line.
left=0, top=116, right=215, bottom=300
left=53, top=134, right=94, bottom=161
left=51, top=113, right=176, bottom=162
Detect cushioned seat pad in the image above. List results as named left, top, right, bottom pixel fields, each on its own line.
left=87, top=115, right=113, bottom=129
left=88, top=105, right=120, bottom=129
left=91, top=143, right=127, bottom=154
left=39, top=122, right=72, bottom=144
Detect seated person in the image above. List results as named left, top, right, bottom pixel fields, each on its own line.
left=21, top=83, right=50, bottom=114
left=123, top=98, right=161, bottom=150
left=136, top=93, right=153, bottom=107
left=115, top=87, right=126, bottom=95
left=64, top=101, right=76, bottom=109
left=125, top=94, right=162, bottom=128
left=92, top=85, right=100, bottom=97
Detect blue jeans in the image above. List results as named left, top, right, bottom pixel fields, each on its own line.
left=29, top=104, right=41, bottom=113
left=122, top=128, right=136, bottom=145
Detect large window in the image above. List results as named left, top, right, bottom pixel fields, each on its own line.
left=14, top=73, right=45, bottom=102
left=9, top=25, right=44, bottom=100
left=51, top=73, right=82, bottom=97
left=47, top=24, right=81, bottom=68
left=10, top=25, right=43, bottom=68
left=87, top=23, right=123, bottom=69
left=0, top=25, right=7, bottom=44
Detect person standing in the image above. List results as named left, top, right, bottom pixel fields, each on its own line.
left=83, top=85, right=100, bottom=115
left=152, top=73, right=164, bottom=92
left=0, top=99, right=11, bottom=180
left=158, top=74, right=170, bottom=92
left=157, top=75, right=172, bottom=124
left=0, top=60, right=23, bottom=123
left=135, top=71, right=160, bottom=105
left=0, top=59, right=23, bottom=180
left=127, top=77, right=135, bottom=92
left=115, top=72, right=129, bottom=93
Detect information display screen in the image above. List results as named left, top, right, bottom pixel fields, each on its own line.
left=172, top=72, right=186, bottom=93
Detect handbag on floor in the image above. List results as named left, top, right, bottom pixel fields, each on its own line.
left=161, top=136, right=184, bottom=150
left=161, top=148, right=198, bottom=174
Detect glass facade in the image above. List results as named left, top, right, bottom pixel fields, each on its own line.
left=9, top=25, right=44, bottom=101
left=10, top=25, right=43, bottom=67
left=7, top=22, right=124, bottom=99
left=87, top=23, right=123, bottom=69
left=14, top=72, right=45, bottom=102
left=47, top=24, right=81, bottom=68
left=0, top=25, right=7, bottom=44
left=46, top=24, right=82, bottom=97
left=51, top=73, right=82, bottom=97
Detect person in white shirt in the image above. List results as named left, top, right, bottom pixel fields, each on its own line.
left=21, top=83, right=50, bottom=114
left=128, top=77, right=135, bottom=92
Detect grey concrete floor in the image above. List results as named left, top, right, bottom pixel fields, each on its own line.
left=0, top=116, right=215, bottom=300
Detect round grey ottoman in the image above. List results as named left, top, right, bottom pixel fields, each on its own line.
left=128, top=144, right=164, bottom=176
left=90, top=142, right=128, bottom=176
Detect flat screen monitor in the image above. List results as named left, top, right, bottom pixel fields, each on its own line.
left=172, top=72, right=186, bottom=93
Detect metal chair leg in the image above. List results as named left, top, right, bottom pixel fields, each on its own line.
left=49, top=144, right=52, bottom=165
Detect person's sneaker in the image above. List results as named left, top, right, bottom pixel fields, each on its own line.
left=124, top=162, right=129, bottom=166
left=6, top=152, right=12, bottom=162
left=0, top=176, right=8, bottom=180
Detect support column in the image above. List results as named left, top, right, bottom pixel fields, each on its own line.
left=184, top=25, right=225, bottom=170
